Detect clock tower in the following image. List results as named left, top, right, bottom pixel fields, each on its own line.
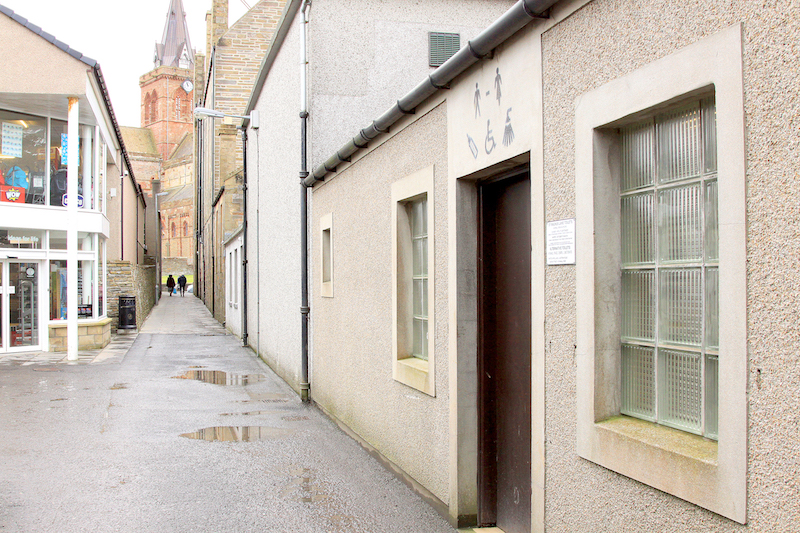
left=139, top=0, right=196, bottom=161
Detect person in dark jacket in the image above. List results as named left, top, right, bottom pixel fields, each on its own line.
left=177, top=274, right=187, bottom=297
left=166, top=274, right=176, bottom=296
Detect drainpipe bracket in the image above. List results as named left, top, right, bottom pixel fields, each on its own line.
left=397, top=100, right=415, bottom=115
left=336, top=150, right=351, bottom=163
left=467, top=41, right=494, bottom=60
left=300, top=306, right=310, bottom=315
left=299, top=111, right=309, bottom=119
left=429, top=75, right=450, bottom=90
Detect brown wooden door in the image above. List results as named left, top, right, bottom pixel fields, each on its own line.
left=478, top=172, right=532, bottom=533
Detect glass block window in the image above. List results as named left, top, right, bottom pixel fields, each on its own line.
left=429, top=32, right=460, bottom=67
left=620, top=96, right=718, bottom=439
left=410, top=196, right=428, bottom=360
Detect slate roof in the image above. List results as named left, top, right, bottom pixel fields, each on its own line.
left=120, top=127, right=160, bottom=157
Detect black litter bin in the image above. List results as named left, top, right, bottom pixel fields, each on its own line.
left=118, top=296, right=136, bottom=330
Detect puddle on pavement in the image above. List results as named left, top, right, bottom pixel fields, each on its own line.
left=180, top=426, right=294, bottom=442
left=173, top=370, right=266, bottom=385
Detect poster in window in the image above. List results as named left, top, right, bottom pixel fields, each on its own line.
left=2, top=122, right=23, bottom=157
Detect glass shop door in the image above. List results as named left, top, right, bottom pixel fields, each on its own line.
left=0, top=261, right=41, bottom=352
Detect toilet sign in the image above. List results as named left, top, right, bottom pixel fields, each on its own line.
left=546, top=219, right=576, bottom=265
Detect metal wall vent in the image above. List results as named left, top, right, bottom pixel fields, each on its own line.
left=429, top=32, right=460, bottom=67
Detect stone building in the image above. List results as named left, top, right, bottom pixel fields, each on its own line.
left=195, top=0, right=286, bottom=324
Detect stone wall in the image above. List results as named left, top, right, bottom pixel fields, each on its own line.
left=107, top=260, right=157, bottom=331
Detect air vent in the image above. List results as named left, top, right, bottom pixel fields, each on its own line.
left=429, top=32, right=460, bottom=67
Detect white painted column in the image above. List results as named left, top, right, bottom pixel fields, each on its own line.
left=67, top=97, right=79, bottom=361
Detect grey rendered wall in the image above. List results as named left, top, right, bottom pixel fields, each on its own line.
left=541, top=0, right=799, bottom=531
left=310, top=102, right=450, bottom=504
left=248, top=10, right=304, bottom=390
left=307, top=0, right=516, bottom=165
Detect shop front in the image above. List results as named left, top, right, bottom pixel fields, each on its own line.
left=0, top=228, right=108, bottom=353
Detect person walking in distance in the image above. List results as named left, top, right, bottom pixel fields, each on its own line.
left=166, top=274, right=176, bottom=296
left=178, top=274, right=187, bottom=297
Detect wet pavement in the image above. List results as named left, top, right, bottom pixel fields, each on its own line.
left=0, top=292, right=461, bottom=532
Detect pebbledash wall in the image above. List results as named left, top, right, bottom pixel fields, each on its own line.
left=311, top=102, right=451, bottom=510
left=541, top=0, right=799, bottom=531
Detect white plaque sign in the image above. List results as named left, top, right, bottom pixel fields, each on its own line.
left=546, top=219, right=575, bottom=265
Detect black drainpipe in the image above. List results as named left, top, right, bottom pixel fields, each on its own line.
left=300, top=112, right=310, bottom=403
left=241, top=127, right=249, bottom=347
left=298, top=0, right=311, bottom=403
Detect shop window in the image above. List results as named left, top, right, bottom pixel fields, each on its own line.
left=0, top=110, right=47, bottom=205
left=49, top=259, right=95, bottom=319
left=0, top=229, right=43, bottom=249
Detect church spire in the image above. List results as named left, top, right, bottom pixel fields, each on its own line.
left=154, top=0, right=195, bottom=69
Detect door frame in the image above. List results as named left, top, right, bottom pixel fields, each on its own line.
left=0, top=258, right=45, bottom=353
left=476, top=168, right=532, bottom=529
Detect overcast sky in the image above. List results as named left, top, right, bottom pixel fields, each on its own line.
left=2, top=0, right=250, bottom=127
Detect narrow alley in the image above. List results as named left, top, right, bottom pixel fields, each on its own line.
left=0, top=293, right=458, bottom=532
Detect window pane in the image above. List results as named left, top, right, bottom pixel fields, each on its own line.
left=659, top=183, right=702, bottom=262
left=78, top=260, right=94, bottom=318
left=621, top=192, right=655, bottom=264
left=659, top=348, right=702, bottom=434
left=0, top=229, right=43, bottom=249
left=620, top=122, right=654, bottom=191
left=50, top=120, right=68, bottom=206
left=705, top=267, right=719, bottom=349
left=50, top=260, right=67, bottom=319
left=656, top=104, right=702, bottom=183
left=621, top=344, right=655, bottom=420
left=412, top=198, right=427, bottom=237
left=702, top=97, right=717, bottom=173
left=659, top=268, right=702, bottom=345
left=705, top=179, right=718, bottom=261
left=705, top=354, right=719, bottom=439
left=413, top=317, right=428, bottom=360
left=413, top=279, right=424, bottom=317
left=421, top=278, right=428, bottom=320
left=622, top=270, right=655, bottom=341
left=413, top=237, right=425, bottom=277
left=0, top=111, right=47, bottom=205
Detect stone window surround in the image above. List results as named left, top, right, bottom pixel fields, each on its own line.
left=575, top=24, right=747, bottom=523
left=392, top=165, right=435, bottom=397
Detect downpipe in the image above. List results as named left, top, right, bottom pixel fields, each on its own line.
left=299, top=0, right=311, bottom=402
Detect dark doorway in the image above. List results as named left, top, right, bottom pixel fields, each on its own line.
left=478, top=171, right=532, bottom=533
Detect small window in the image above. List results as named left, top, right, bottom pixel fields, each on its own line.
left=320, top=213, right=333, bottom=298
left=429, top=32, right=460, bottom=67
left=392, top=166, right=435, bottom=396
